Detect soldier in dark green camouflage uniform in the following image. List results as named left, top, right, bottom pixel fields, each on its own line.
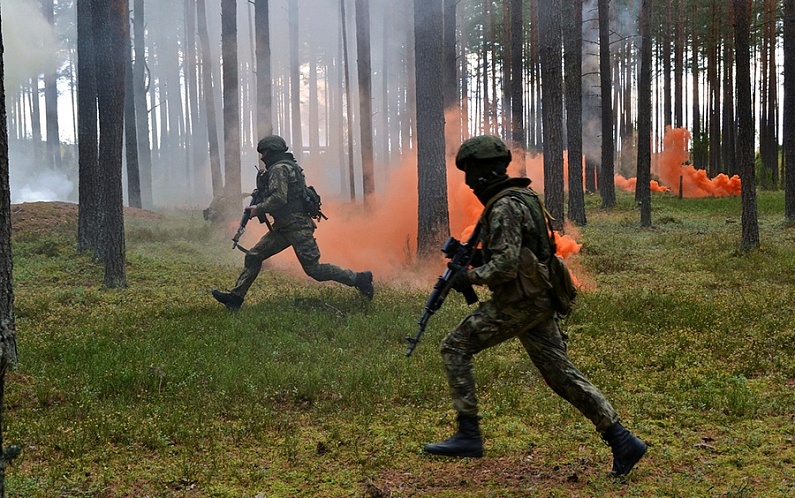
left=212, top=135, right=374, bottom=310
left=423, top=135, right=646, bottom=477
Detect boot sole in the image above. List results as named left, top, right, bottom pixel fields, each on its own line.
left=423, top=447, right=483, bottom=458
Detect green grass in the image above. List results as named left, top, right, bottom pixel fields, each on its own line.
left=4, top=191, right=795, bottom=497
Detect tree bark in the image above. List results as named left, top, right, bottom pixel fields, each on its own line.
left=255, top=0, right=273, bottom=138
left=598, top=0, right=615, bottom=208
left=564, top=0, right=585, bottom=225
left=42, top=0, right=61, bottom=171
left=93, top=0, right=128, bottom=288
left=785, top=0, right=795, bottom=220
left=539, top=0, right=565, bottom=231
left=355, top=0, right=375, bottom=202
left=77, top=0, right=101, bottom=256
left=0, top=9, right=21, bottom=494
left=414, top=0, right=450, bottom=258
left=222, top=0, right=241, bottom=205
left=733, top=0, right=759, bottom=250
left=133, top=0, right=153, bottom=208
left=288, top=0, right=302, bottom=158
left=124, top=31, right=142, bottom=208
left=637, top=0, right=653, bottom=227
left=196, top=0, right=223, bottom=199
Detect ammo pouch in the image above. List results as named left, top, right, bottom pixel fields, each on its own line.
left=492, top=247, right=553, bottom=304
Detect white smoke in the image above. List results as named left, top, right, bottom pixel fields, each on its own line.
left=1, top=0, right=61, bottom=91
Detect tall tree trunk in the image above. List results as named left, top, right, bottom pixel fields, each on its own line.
left=93, top=0, right=129, bottom=288
left=185, top=0, right=206, bottom=197
left=722, top=16, right=736, bottom=177
left=509, top=0, right=525, bottom=159
left=255, top=0, right=272, bottom=138
left=124, top=31, right=142, bottom=208
left=222, top=0, right=241, bottom=205
left=733, top=0, right=759, bottom=250
left=662, top=0, right=672, bottom=127
left=340, top=0, right=356, bottom=201
left=355, top=0, right=375, bottom=202
left=77, top=0, right=101, bottom=256
left=133, top=0, right=153, bottom=208
left=564, top=0, right=585, bottom=225
left=443, top=0, right=459, bottom=151
left=598, top=0, right=615, bottom=208
left=414, top=0, right=449, bottom=257
left=539, top=0, right=565, bottom=230
left=763, top=0, right=778, bottom=185
left=707, top=1, right=721, bottom=177
left=288, top=0, right=302, bottom=158
left=30, top=77, right=42, bottom=163
left=308, top=42, right=319, bottom=158
left=0, top=8, right=21, bottom=493
left=42, top=0, right=61, bottom=170
left=674, top=0, right=684, bottom=127
left=196, top=0, right=223, bottom=198
left=784, top=0, right=795, bottom=220
left=691, top=1, right=703, bottom=168
left=637, top=0, right=653, bottom=227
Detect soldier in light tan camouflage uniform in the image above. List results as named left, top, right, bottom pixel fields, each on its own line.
left=212, top=135, right=374, bottom=310
left=423, top=135, right=646, bottom=477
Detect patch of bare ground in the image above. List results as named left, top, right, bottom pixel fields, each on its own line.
left=10, top=201, right=163, bottom=240
left=371, top=456, right=599, bottom=497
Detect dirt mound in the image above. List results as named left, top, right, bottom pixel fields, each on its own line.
left=10, top=201, right=163, bottom=240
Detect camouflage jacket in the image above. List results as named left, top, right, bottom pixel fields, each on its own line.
left=468, top=186, right=553, bottom=305
left=256, top=159, right=315, bottom=231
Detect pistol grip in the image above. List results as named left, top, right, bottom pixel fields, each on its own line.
left=462, top=285, right=478, bottom=305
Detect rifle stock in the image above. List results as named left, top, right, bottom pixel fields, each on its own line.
left=405, top=225, right=481, bottom=357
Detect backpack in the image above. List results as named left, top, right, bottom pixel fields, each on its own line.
left=484, top=187, right=578, bottom=315
left=302, top=184, right=327, bottom=221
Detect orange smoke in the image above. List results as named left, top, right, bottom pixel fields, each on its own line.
left=614, top=127, right=741, bottom=197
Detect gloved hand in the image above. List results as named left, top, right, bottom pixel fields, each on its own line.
left=447, top=262, right=471, bottom=294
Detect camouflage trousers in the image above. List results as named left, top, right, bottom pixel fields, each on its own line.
left=230, top=227, right=357, bottom=297
left=440, top=299, right=619, bottom=433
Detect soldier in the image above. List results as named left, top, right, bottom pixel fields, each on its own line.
left=212, top=135, right=374, bottom=310
left=423, top=135, right=646, bottom=477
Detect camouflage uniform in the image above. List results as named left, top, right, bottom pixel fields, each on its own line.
left=426, top=136, right=644, bottom=475
left=440, top=189, right=618, bottom=432
left=229, top=156, right=359, bottom=298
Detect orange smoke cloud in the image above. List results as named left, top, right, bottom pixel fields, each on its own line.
left=614, top=127, right=741, bottom=197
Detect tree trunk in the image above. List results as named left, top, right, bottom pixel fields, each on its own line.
left=124, top=31, right=142, bottom=208
left=707, top=1, right=721, bottom=177
left=564, top=0, right=585, bottom=225
left=733, top=0, right=759, bottom=250
left=340, top=0, right=356, bottom=201
left=196, top=0, right=223, bottom=198
left=288, top=0, right=302, bottom=158
left=414, top=0, right=450, bottom=258
left=222, top=0, right=241, bottom=206
left=93, top=0, right=129, bottom=288
left=0, top=9, right=21, bottom=494
left=674, top=0, right=684, bottom=127
left=598, top=0, right=615, bottom=208
left=42, top=0, right=61, bottom=171
left=255, top=0, right=273, bottom=138
left=510, top=0, right=525, bottom=154
left=637, top=0, right=653, bottom=227
left=355, top=0, right=375, bottom=202
left=721, top=17, right=736, bottom=177
left=662, top=0, right=672, bottom=128
left=539, top=0, right=565, bottom=231
left=785, top=0, right=795, bottom=220
left=77, top=0, right=101, bottom=256
left=133, top=0, right=153, bottom=208
left=185, top=0, right=205, bottom=196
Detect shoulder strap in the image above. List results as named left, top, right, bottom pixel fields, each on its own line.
left=480, top=187, right=559, bottom=258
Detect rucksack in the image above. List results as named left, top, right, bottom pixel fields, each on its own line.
left=302, top=184, right=327, bottom=221
left=484, top=187, right=578, bottom=315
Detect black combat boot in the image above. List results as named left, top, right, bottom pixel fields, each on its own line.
left=354, top=271, right=375, bottom=300
left=602, top=422, right=647, bottom=477
left=211, top=290, right=244, bottom=311
left=424, top=414, right=483, bottom=458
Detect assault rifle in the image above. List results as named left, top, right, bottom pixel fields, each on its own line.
left=232, top=188, right=271, bottom=251
left=405, top=225, right=481, bottom=357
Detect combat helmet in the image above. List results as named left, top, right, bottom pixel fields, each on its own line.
left=455, top=135, right=512, bottom=171
left=257, top=135, right=289, bottom=154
